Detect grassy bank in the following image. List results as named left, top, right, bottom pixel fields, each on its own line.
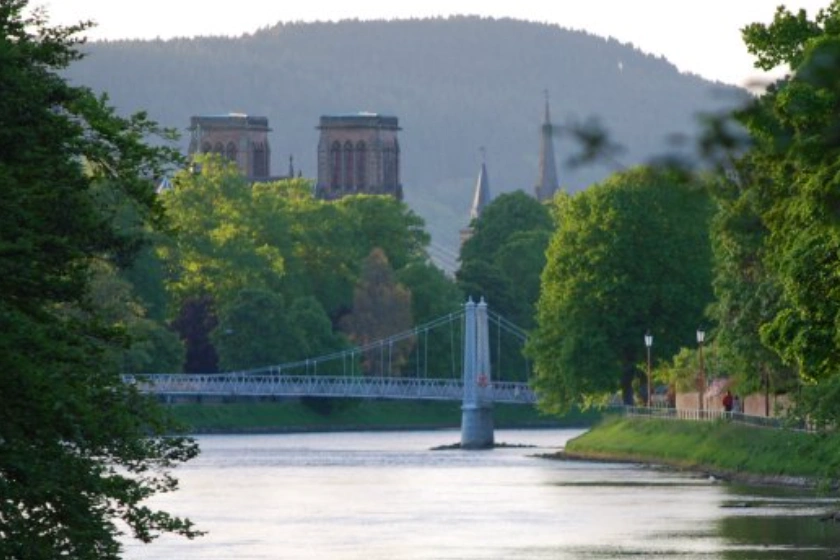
left=564, top=415, right=840, bottom=487
left=166, top=398, right=599, bottom=433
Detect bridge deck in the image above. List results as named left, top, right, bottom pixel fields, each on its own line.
left=128, top=374, right=536, bottom=404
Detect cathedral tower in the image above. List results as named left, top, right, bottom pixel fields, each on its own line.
left=188, top=114, right=272, bottom=180
left=315, top=113, right=402, bottom=200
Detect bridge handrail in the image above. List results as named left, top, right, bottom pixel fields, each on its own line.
left=127, top=373, right=537, bottom=404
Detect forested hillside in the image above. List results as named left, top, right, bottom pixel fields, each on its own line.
left=66, top=16, right=745, bottom=262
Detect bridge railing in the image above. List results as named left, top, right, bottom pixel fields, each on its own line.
left=127, top=374, right=537, bottom=404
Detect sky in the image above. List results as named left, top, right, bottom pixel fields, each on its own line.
left=46, top=0, right=831, bottom=88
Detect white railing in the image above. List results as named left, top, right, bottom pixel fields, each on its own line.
left=127, top=374, right=537, bottom=404
left=621, top=406, right=806, bottom=430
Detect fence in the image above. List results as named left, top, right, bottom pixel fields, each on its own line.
left=620, top=405, right=809, bottom=431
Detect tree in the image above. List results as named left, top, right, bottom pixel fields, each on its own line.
left=212, top=289, right=295, bottom=371
left=160, top=155, right=287, bottom=305
left=706, top=162, right=794, bottom=414
left=397, top=261, right=465, bottom=378
left=457, top=191, right=553, bottom=328
left=340, top=249, right=414, bottom=375
left=211, top=290, right=346, bottom=371
left=87, top=260, right=184, bottom=374
left=721, top=3, right=840, bottom=425
left=0, top=4, right=198, bottom=559
left=527, top=167, right=714, bottom=413
left=0, top=4, right=200, bottom=556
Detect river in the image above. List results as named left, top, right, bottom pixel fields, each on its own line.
left=124, top=428, right=840, bottom=559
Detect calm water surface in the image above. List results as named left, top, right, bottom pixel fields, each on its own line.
left=125, top=429, right=840, bottom=559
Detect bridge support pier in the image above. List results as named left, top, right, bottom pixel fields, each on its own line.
left=460, top=297, right=494, bottom=449
left=461, top=404, right=494, bottom=449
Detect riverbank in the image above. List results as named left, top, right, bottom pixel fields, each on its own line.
left=559, top=415, right=840, bottom=490
left=165, top=398, right=599, bottom=434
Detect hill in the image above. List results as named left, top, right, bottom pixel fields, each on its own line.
left=65, top=16, right=746, bottom=268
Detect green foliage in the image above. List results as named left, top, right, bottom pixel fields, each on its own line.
left=160, top=155, right=287, bottom=304
left=212, top=289, right=296, bottom=371
left=528, top=166, right=715, bottom=413
left=212, top=290, right=347, bottom=372
left=158, top=166, right=437, bottom=373
left=0, top=3, right=200, bottom=556
left=705, top=4, right=840, bottom=425
left=457, top=191, right=553, bottom=328
left=397, top=262, right=465, bottom=378
left=340, top=249, right=414, bottom=376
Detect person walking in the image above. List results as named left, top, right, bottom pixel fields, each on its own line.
left=722, top=390, right=733, bottom=413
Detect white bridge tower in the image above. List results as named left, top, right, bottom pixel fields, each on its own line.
left=461, top=297, right=494, bottom=449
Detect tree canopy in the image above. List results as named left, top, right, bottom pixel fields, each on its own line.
left=0, top=2, right=200, bottom=556
left=709, top=1, right=840, bottom=425
left=528, top=166, right=714, bottom=413
left=157, top=155, right=447, bottom=373
left=457, top=191, right=553, bottom=329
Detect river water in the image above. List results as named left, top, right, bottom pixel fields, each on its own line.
left=124, top=429, right=840, bottom=559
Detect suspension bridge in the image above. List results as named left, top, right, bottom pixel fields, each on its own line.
left=129, top=298, right=536, bottom=448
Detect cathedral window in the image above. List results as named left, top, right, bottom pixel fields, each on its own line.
left=355, top=141, right=366, bottom=189
left=226, top=142, right=237, bottom=162
left=330, top=141, right=341, bottom=188
left=344, top=141, right=354, bottom=190
left=253, top=142, right=267, bottom=178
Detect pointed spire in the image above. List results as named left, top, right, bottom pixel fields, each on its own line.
left=288, top=154, right=295, bottom=178
left=470, top=147, right=491, bottom=220
left=535, top=90, right=559, bottom=202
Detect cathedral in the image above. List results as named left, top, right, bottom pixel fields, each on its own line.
left=186, top=97, right=556, bottom=225
left=186, top=112, right=402, bottom=201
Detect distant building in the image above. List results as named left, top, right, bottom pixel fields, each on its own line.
left=188, top=114, right=294, bottom=181
left=315, top=113, right=403, bottom=200
left=534, top=93, right=560, bottom=202
left=461, top=93, right=560, bottom=245
left=459, top=150, right=491, bottom=246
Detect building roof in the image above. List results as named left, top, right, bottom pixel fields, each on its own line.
left=318, top=113, right=400, bottom=130
left=189, top=114, right=271, bottom=131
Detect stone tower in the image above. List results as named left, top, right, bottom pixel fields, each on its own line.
left=315, top=113, right=402, bottom=200
left=188, top=114, right=272, bottom=180
left=534, top=93, right=559, bottom=202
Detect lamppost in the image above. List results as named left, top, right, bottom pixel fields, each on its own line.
left=645, top=331, right=653, bottom=407
left=697, top=328, right=706, bottom=414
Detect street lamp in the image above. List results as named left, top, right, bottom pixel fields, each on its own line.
left=644, top=332, right=653, bottom=407
left=696, top=328, right=706, bottom=414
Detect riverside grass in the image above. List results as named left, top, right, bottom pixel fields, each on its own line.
left=564, top=415, right=840, bottom=486
left=166, top=398, right=600, bottom=433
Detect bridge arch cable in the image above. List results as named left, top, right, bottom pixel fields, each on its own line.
left=487, top=311, right=532, bottom=382
left=232, top=308, right=466, bottom=378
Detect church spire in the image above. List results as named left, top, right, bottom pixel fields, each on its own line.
left=470, top=147, right=491, bottom=220
left=535, top=90, right=559, bottom=202
left=460, top=148, right=492, bottom=247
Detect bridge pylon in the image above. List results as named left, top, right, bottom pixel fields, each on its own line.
left=461, top=297, right=494, bottom=449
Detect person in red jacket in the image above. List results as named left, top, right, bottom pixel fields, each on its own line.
left=722, top=390, right=733, bottom=413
